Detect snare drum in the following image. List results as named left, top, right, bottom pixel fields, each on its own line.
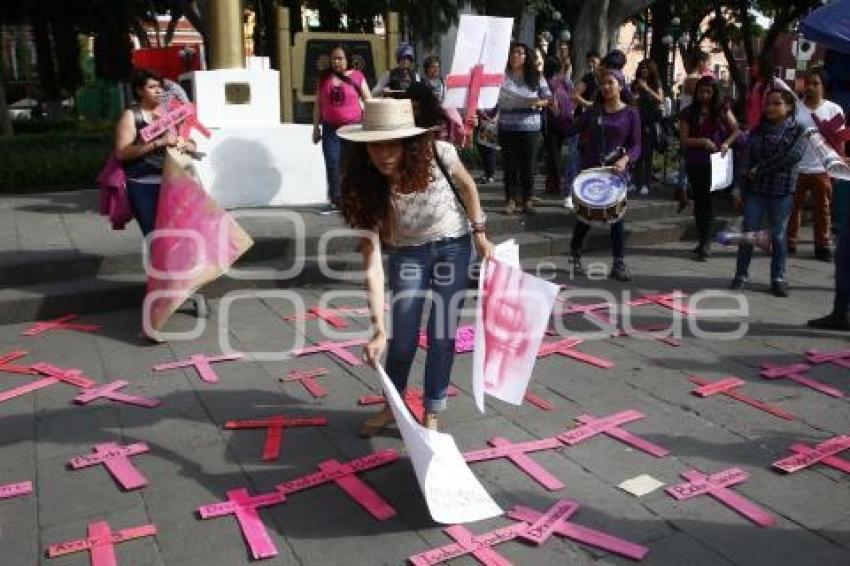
left=572, top=167, right=628, bottom=225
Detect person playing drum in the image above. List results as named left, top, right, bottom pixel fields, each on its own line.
left=569, top=68, right=641, bottom=281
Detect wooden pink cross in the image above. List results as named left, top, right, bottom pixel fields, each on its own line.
left=523, top=392, right=555, bottom=410
left=283, top=305, right=379, bottom=326
left=0, top=350, right=36, bottom=375
left=22, top=313, right=101, bottom=336
left=74, top=380, right=161, bottom=409
left=616, top=324, right=681, bottom=347
left=805, top=348, right=850, bottom=369
left=666, top=467, right=776, bottom=527
left=153, top=352, right=244, bottom=384
left=0, top=480, right=33, bottom=500
left=418, top=325, right=476, bottom=353
left=506, top=500, right=650, bottom=559
left=445, top=63, right=505, bottom=134
left=224, top=415, right=328, bottom=461
left=47, top=520, right=157, bottom=566
left=198, top=488, right=285, bottom=560
left=69, top=442, right=150, bottom=490
left=463, top=436, right=566, bottom=491
left=558, top=410, right=670, bottom=458
left=291, top=339, right=368, bottom=366
left=0, top=363, right=97, bottom=404
left=557, top=300, right=616, bottom=324
left=688, top=376, right=796, bottom=421
left=358, top=386, right=459, bottom=424
left=760, top=362, right=844, bottom=398
left=409, top=521, right=527, bottom=566
left=773, top=435, right=850, bottom=474
left=280, top=367, right=330, bottom=398
left=628, top=291, right=693, bottom=315
left=537, top=338, right=614, bottom=369
left=276, top=449, right=399, bottom=520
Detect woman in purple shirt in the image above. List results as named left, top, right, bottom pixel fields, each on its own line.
left=569, top=69, right=641, bottom=281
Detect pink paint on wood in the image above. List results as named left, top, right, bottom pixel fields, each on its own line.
left=0, top=350, right=36, bottom=375
left=688, top=376, right=796, bottom=421
left=558, top=301, right=616, bottom=324
left=523, top=392, right=555, bottom=410
left=537, top=338, right=615, bottom=369
left=68, top=442, right=150, bottom=490
left=198, top=488, right=284, bottom=560
left=559, top=410, right=670, bottom=458
left=291, top=339, right=368, bottom=366
left=667, top=468, right=775, bottom=527
left=74, top=380, right=161, bottom=408
left=224, top=416, right=327, bottom=462
left=308, top=306, right=349, bottom=329
left=153, top=353, right=244, bottom=384
left=280, top=368, right=329, bottom=398
left=409, top=523, right=525, bottom=566
left=464, top=437, right=565, bottom=491
left=789, top=443, right=850, bottom=474
left=508, top=503, right=649, bottom=560
left=628, top=291, right=693, bottom=315
left=773, top=435, right=850, bottom=473
left=445, top=62, right=506, bottom=135
left=760, top=362, right=844, bottom=398
left=31, top=363, right=97, bottom=388
left=617, top=325, right=681, bottom=347
left=317, top=459, right=397, bottom=520
left=517, top=498, right=577, bottom=545
left=0, top=480, right=33, bottom=500
left=692, top=376, right=746, bottom=397
left=47, top=520, right=157, bottom=564
left=358, top=387, right=459, bottom=425
left=22, top=314, right=101, bottom=336
left=805, top=348, right=850, bottom=367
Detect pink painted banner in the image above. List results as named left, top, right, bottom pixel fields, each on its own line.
left=507, top=503, right=650, bottom=560
left=0, top=480, right=33, bottom=500
left=359, top=387, right=459, bottom=425
left=224, top=415, right=327, bottom=461
left=276, top=449, right=398, bottom=520
left=144, top=151, right=253, bottom=336
left=667, top=468, right=775, bottom=527
left=537, top=338, right=615, bottom=369
left=280, top=367, right=329, bottom=398
left=409, top=522, right=527, bottom=566
left=418, top=325, right=477, bottom=353
left=463, top=437, right=565, bottom=491
left=760, top=362, right=844, bottom=398
left=517, top=498, right=577, bottom=545
left=22, top=313, right=101, bottom=337
left=69, top=442, right=150, bottom=490
left=153, top=353, right=244, bottom=384
left=773, top=435, right=850, bottom=473
left=806, top=348, right=850, bottom=368
left=47, top=521, right=157, bottom=564
left=558, top=410, right=670, bottom=458
left=198, top=488, right=285, bottom=560
left=688, top=376, right=796, bottom=421
left=291, top=339, right=368, bottom=366
left=628, top=291, right=693, bottom=315
left=74, top=380, right=161, bottom=408
left=0, top=350, right=36, bottom=375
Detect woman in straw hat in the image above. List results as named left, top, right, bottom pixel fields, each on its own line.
left=338, top=98, right=493, bottom=436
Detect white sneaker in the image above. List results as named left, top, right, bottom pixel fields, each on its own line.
left=563, top=196, right=574, bottom=209
left=639, top=186, right=649, bottom=196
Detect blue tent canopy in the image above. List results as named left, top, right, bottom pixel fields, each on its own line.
left=800, top=0, right=850, bottom=54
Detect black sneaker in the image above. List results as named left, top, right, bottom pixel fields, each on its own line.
left=730, top=277, right=746, bottom=291
left=771, top=280, right=789, bottom=298
left=611, top=261, right=631, bottom=282
left=815, top=246, right=833, bottom=262
left=807, top=312, right=850, bottom=331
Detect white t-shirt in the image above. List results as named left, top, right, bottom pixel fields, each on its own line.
left=389, top=141, right=469, bottom=247
left=798, top=99, right=844, bottom=174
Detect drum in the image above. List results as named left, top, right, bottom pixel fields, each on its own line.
left=572, top=167, right=628, bottom=225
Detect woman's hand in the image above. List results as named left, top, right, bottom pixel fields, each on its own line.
left=473, top=231, right=494, bottom=259
left=702, top=138, right=718, bottom=152
left=613, top=155, right=629, bottom=174
left=162, top=132, right=179, bottom=147
left=312, top=124, right=322, bottom=144
left=362, top=330, right=387, bottom=367
left=719, top=142, right=730, bottom=156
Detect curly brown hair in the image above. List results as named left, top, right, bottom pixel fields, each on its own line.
left=340, top=132, right=435, bottom=243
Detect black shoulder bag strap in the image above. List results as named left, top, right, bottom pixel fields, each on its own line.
left=334, top=71, right=366, bottom=101
left=432, top=140, right=468, bottom=214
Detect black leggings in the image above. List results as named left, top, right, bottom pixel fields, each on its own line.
left=688, top=165, right=713, bottom=246
left=499, top=129, right=540, bottom=204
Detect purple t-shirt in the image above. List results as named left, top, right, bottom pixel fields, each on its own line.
left=576, top=106, right=641, bottom=170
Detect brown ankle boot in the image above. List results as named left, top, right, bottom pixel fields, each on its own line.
left=358, top=406, right=394, bottom=438
left=423, top=412, right=439, bottom=431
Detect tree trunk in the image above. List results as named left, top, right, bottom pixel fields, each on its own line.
left=648, top=1, right=672, bottom=94
left=571, top=0, right=654, bottom=78
left=0, top=74, right=13, bottom=136
left=713, top=0, right=746, bottom=117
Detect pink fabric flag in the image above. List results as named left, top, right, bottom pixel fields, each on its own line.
left=144, top=151, right=253, bottom=337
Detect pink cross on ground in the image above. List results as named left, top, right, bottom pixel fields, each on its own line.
left=558, top=410, right=670, bottom=458
left=198, top=488, right=285, bottom=560
left=805, top=348, right=850, bottom=369
left=537, top=338, right=615, bottom=369
left=616, top=324, right=681, bottom=347
left=153, top=352, right=244, bottom=384
left=68, top=442, right=150, bottom=491
left=409, top=522, right=526, bottom=566
left=507, top=500, right=650, bottom=559
left=418, top=325, right=476, bottom=353
left=291, top=339, right=368, bottom=366
left=556, top=300, right=616, bottom=325
left=307, top=306, right=349, bottom=328
left=688, top=376, right=796, bottom=421
left=523, top=392, right=555, bottom=410
left=358, top=387, right=459, bottom=424
left=283, top=305, right=378, bottom=326
left=0, top=480, right=33, bottom=500
left=666, top=467, right=776, bottom=527
left=47, top=520, right=157, bottom=565
left=463, top=436, right=565, bottom=491
left=74, top=380, right=161, bottom=409
left=0, top=350, right=36, bottom=375
left=280, top=367, right=330, bottom=398
left=772, top=435, right=850, bottom=474
left=22, top=313, right=101, bottom=336
left=445, top=63, right=505, bottom=134
left=0, top=363, right=97, bottom=404
left=760, top=362, right=844, bottom=398
left=628, top=291, right=693, bottom=315
left=224, top=415, right=328, bottom=461
left=276, top=449, right=399, bottom=521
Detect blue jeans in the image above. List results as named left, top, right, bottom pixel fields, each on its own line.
left=385, top=234, right=473, bottom=412
left=835, top=211, right=850, bottom=314
left=735, top=193, right=793, bottom=282
left=321, top=122, right=344, bottom=204
left=126, top=180, right=161, bottom=236
left=561, top=134, right=579, bottom=196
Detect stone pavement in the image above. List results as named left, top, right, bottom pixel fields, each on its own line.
left=0, top=235, right=848, bottom=565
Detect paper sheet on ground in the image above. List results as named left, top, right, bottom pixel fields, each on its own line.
left=473, top=240, right=559, bottom=412
left=618, top=474, right=665, bottom=497
left=443, top=15, right=513, bottom=110
left=376, top=364, right=501, bottom=524
left=709, top=150, right=734, bottom=191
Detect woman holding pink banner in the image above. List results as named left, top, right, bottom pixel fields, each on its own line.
left=338, top=99, right=493, bottom=436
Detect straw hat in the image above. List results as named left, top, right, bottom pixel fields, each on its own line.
left=337, top=99, right=428, bottom=143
